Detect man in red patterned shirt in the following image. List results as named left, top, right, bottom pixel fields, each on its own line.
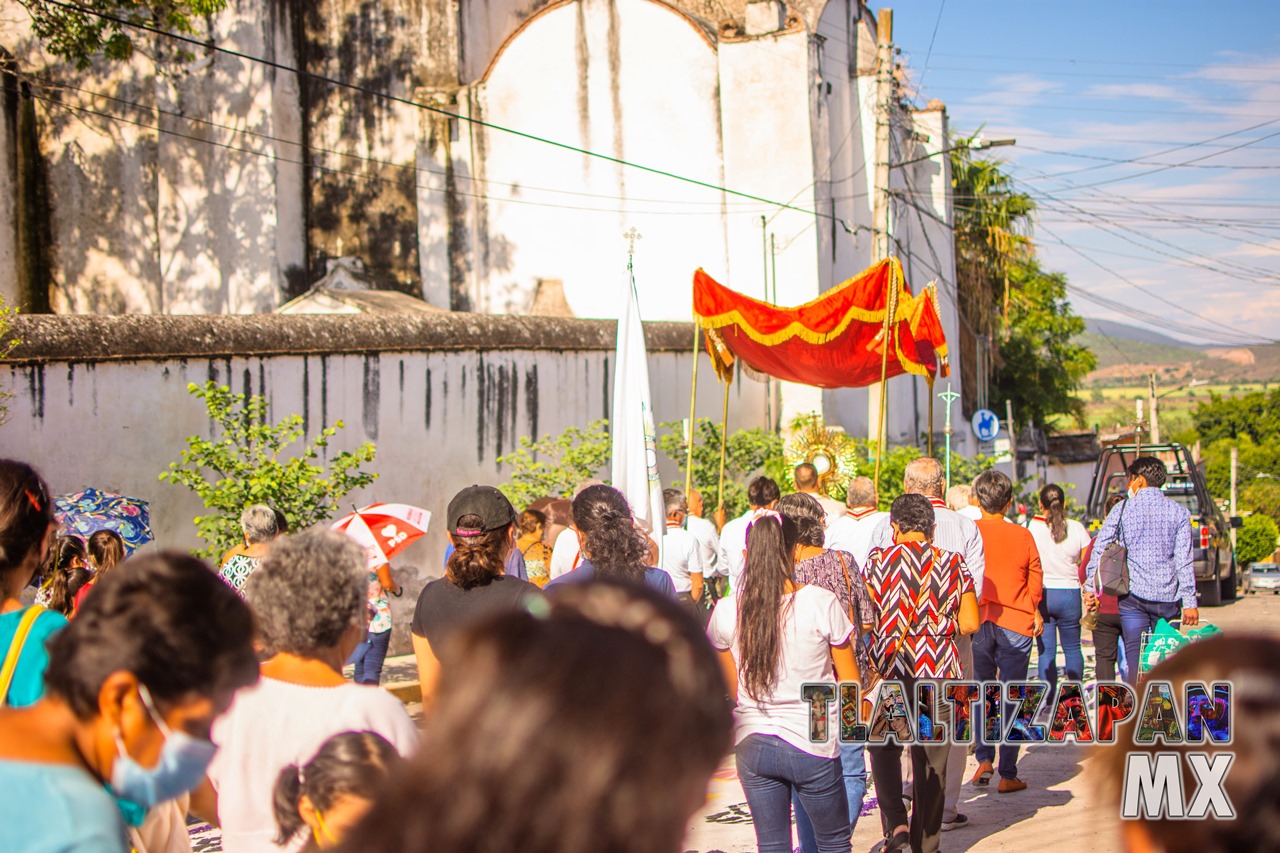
left=865, top=494, right=980, bottom=853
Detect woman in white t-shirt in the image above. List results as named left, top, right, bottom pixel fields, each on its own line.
left=207, top=531, right=419, bottom=853
left=708, top=511, right=859, bottom=853
left=1027, top=484, right=1092, bottom=698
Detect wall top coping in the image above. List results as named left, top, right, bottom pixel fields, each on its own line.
left=5, top=313, right=701, bottom=364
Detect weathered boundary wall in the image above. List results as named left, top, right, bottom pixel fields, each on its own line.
left=1, top=312, right=768, bottom=653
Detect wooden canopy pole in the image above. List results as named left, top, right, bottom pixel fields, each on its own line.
left=717, top=379, right=731, bottom=512
left=872, top=279, right=899, bottom=487
left=684, top=324, right=700, bottom=496
left=927, top=379, right=935, bottom=456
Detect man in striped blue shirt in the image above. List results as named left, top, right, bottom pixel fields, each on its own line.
left=1085, top=456, right=1198, bottom=682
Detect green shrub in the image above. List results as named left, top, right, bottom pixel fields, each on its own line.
left=159, top=381, right=377, bottom=559
left=496, top=419, right=612, bottom=510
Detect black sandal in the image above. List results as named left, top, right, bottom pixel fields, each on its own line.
left=885, top=829, right=910, bottom=852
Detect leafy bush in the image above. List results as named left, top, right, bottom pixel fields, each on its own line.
left=159, top=382, right=377, bottom=559
left=1237, top=513, right=1279, bottom=568
left=658, top=419, right=784, bottom=519
left=496, top=419, right=611, bottom=509
left=0, top=294, right=17, bottom=426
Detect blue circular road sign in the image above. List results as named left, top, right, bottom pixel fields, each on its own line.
left=971, top=409, right=1001, bottom=442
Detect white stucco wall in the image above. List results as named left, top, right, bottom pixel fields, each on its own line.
left=2, top=338, right=766, bottom=651
left=470, top=0, right=729, bottom=322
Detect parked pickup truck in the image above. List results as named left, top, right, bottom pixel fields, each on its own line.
left=1084, top=442, right=1240, bottom=607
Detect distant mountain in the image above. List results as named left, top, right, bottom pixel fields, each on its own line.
left=1084, top=318, right=1205, bottom=349
left=1074, top=317, right=1280, bottom=386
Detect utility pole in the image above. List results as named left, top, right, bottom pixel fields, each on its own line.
left=867, top=7, right=894, bottom=445
left=1149, top=371, right=1160, bottom=444
left=1230, top=445, right=1239, bottom=551
left=1005, top=399, right=1016, bottom=484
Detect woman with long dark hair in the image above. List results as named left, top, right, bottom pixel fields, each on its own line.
left=708, top=511, right=859, bottom=853
left=411, top=486, right=545, bottom=706
left=545, top=484, right=675, bottom=595
left=777, top=493, right=875, bottom=848
left=1027, top=483, right=1091, bottom=697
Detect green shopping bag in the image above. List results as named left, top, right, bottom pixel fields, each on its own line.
left=1139, top=618, right=1222, bottom=674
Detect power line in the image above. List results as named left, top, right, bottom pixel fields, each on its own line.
left=1031, top=126, right=1280, bottom=190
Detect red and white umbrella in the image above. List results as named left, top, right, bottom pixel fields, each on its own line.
left=331, top=503, right=431, bottom=568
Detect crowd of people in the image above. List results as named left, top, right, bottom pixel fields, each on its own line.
left=0, top=452, right=1276, bottom=853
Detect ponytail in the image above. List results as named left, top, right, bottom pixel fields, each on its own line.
left=572, top=485, right=650, bottom=584
left=88, top=529, right=125, bottom=575
left=446, top=516, right=512, bottom=589
left=272, top=764, right=306, bottom=844
left=272, top=731, right=399, bottom=846
left=736, top=512, right=799, bottom=702
left=1039, top=484, right=1068, bottom=544
left=45, top=536, right=89, bottom=616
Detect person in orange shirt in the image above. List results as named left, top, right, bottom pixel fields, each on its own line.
left=968, top=469, right=1043, bottom=793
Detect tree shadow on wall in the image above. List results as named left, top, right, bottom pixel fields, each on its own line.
left=304, top=1, right=422, bottom=294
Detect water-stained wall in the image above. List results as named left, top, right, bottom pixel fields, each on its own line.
left=2, top=312, right=768, bottom=652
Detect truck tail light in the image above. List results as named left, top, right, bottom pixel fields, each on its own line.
left=1200, top=526, right=1212, bottom=549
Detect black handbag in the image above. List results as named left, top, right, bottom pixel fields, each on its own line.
left=1098, top=499, right=1131, bottom=597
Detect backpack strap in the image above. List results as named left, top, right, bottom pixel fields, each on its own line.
left=0, top=606, right=45, bottom=707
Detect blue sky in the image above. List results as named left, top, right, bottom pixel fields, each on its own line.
left=888, top=1, right=1280, bottom=345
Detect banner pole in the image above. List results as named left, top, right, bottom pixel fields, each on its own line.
left=927, top=378, right=935, bottom=457
left=873, top=266, right=899, bottom=487
left=717, top=379, right=731, bottom=513
left=684, top=323, right=700, bottom=496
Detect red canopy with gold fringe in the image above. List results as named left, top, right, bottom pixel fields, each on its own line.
left=693, top=258, right=949, bottom=389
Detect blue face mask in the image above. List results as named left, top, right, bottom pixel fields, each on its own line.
left=109, top=685, right=218, bottom=820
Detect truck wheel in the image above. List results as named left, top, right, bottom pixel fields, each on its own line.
left=1221, top=562, right=1238, bottom=602
left=1199, top=578, right=1223, bottom=607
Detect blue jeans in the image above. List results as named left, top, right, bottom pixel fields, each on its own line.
left=349, top=629, right=391, bottom=685
left=1037, top=588, right=1083, bottom=697
left=1118, top=594, right=1180, bottom=683
left=793, top=741, right=866, bottom=853
left=735, top=734, right=851, bottom=853
left=972, top=622, right=1034, bottom=780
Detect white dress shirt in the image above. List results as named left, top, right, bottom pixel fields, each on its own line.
left=717, top=509, right=755, bottom=590
left=824, top=508, right=890, bottom=573
left=686, top=514, right=720, bottom=577
left=549, top=527, right=581, bottom=579
left=660, top=523, right=705, bottom=594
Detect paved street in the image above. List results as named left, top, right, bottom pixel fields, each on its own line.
left=683, top=592, right=1280, bottom=853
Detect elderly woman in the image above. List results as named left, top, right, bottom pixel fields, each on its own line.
left=0, top=551, right=258, bottom=853
left=217, top=504, right=279, bottom=597
left=207, top=530, right=418, bottom=853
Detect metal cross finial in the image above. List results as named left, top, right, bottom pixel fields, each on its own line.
left=624, top=227, right=642, bottom=267
left=938, top=383, right=961, bottom=485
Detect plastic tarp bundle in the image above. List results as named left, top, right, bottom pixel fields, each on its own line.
left=692, top=258, right=949, bottom=389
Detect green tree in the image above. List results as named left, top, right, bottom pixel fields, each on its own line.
left=1191, top=389, right=1280, bottom=444
left=1236, top=513, right=1279, bottom=567
left=991, top=260, right=1096, bottom=429
left=496, top=420, right=611, bottom=509
left=657, top=419, right=783, bottom=519
left=18, top=0, right=227, bottom=69
left=159, top=381, right=378, bottom=559
left=0, top=294, right=19, bottom=426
